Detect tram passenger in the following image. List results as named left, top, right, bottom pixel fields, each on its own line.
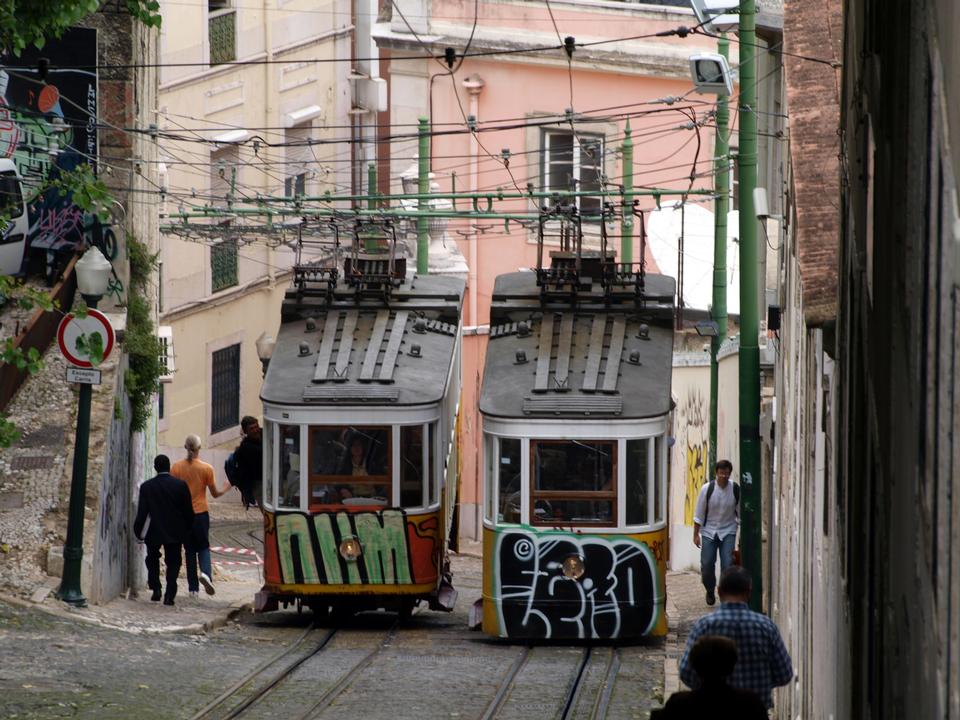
left=652, top=635, right=767, bottom=719
left=172, top=434, right=231, bottom=598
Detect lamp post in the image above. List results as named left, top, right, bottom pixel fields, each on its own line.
left=56, top=247, right=112, bottom=607
left=255, top=331, right=275, bottom=378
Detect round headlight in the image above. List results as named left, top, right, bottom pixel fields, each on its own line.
left=339, top=537, right=362, bottom=561
left=562, top=554, right=585, bottom=580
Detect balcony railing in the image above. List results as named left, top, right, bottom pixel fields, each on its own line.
left=209, top=11, right=236, bottom=66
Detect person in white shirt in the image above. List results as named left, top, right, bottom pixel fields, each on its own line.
left=693, top=459, right=740, bottom=606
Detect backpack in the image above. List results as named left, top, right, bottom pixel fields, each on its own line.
left=224, top=450, right=240, bottom=485
left=702, top=480, right=740, bottom=527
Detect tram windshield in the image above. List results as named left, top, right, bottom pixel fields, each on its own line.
left=531, top=440, right=616, bottom=525
left=307, top=426, right=391, bottom=508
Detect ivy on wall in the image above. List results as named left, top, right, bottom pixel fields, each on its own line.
left=123, top=235, right=162, bottom=432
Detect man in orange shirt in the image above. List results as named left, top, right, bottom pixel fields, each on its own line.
left=171, top=434, right=231, bottom=598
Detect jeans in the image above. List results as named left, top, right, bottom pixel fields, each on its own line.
left=184, top=511, right=212, bottom=593
left=700, top=532, right=736, bottom=592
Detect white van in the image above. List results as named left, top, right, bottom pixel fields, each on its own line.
left=0, top=159, right=28, bottom=277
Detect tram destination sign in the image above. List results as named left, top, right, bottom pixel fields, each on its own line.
left=65, top=367, right=102, bottom=385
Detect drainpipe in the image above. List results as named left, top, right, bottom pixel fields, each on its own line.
left=263, top=0, right=275, bottom=283
left=463, top=74, right=485, bottom=327
left=417, top=117, right=430, bottom=274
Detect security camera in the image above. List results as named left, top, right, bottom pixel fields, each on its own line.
left=689, top=0, right=739, bottom=33
left=688, top=53, right=734, bottom=96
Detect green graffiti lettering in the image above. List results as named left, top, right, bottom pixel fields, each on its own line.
left=276, top=514, right=320, bottom=583
left=312, top=514, right=343, bottom=584
left=354, top=509, right=411, bottom=584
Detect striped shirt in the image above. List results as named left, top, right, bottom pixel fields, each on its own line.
left=679, top=602, right=793, bottom=709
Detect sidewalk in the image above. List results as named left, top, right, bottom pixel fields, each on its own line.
left=663, top=569, right=710, bottom=696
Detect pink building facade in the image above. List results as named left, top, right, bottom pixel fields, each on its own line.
left=375, top=0, right=718, bottom=540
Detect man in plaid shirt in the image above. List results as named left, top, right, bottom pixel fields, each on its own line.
left=679, top=566, right=793, bottom=710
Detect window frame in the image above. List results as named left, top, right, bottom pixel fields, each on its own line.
left=208, top=0, right=236, bottom=66
left=541, top=129, right=605, bottom=218
left=529, top=439, right=618, bottom=527
left=210, top=343, right=240, bottom=435
left=305, top=424, right=392, bottom=511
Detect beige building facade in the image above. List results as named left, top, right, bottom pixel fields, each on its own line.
left=156, top=0, right=354, bottom=463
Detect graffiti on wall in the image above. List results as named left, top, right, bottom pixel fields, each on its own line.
left=0, top=27, right=98, bottom=271
left=494, top=531, right=659, bottom=640
left=266, top=509, right=440, bottom=586
left=678, top=386, right=709, bottom=524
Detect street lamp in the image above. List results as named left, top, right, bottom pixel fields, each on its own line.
left=695, top=319, right=720, bottom=337
left=56, top=246, right=112, bottom=607
left=255, top=331, right=275, bottom=377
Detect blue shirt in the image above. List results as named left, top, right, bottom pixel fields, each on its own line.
left=679, top=602, right=793, bottom=708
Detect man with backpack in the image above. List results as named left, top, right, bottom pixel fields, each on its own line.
left=227, top=416, right=262, bottom=510
left=693, top=459, right=740, bottom=606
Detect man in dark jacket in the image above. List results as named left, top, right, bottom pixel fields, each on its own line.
left=134, top=454, right=195, bottom=606
left=233, top=416, right=263, bottom=509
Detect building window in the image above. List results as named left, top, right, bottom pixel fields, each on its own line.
left=285, top=123, right=311, bottom=197
left=542, top=130, right=604, bottom=217
left=158, top=325, right=175, bottom=382
left=211, top=343, right=240, bottom=434
left=211, top=238, right=238, bottom=292
left=208, top=0, right=236, bottom=66
left=210, top=146, right=239, bottom=293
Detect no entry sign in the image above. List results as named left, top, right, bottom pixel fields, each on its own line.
left=57, top=309, right=115, bottom=368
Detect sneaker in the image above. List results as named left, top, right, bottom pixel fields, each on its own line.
left=189, top=591, right=199, bottom=599
left=706, top=590, right=716, bottom=606
left=150, top=589, right=162, bottom=602
left=199, top=572, right=216, bottom=596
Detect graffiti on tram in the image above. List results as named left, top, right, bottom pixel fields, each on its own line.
left=494, top=531, right=660, bottom=640
left=265, top=509, right=440, bottom=586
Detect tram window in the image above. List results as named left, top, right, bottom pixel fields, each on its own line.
left=654, top=436, right=664, bottom=522
left=531, top=440, right=615, bottom=526
left=428, top=423, right=437, bottom=505
left=307, top=426, right=391, bottom=509
left=484, top=435, right=495, bottom=522
left=264, top=420, right=274, bottom=506
left=498, top=438, right=521, bottom=523
left=278, top=424, right=301, bottom=509
left=626, top=439, right=650, bottom=525
left=400, top=424, right=425, bottom=507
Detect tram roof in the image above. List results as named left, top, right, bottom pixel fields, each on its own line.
left=261, top=273, right=465, bottom=407
left=479, top=271, right=675, bottom=420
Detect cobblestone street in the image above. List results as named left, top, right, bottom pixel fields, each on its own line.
left=0, top=504, right=710, bottom=719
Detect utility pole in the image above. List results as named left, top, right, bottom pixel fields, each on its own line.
left=737, top=0, right=763, bottom=612
left=620, top=119, right=634, bottom=264
left=709, top=37, right=730, bottom=474
left=417, top=116, right=430, bottom=274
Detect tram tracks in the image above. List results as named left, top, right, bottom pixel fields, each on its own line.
left=481, top=645, right=623, bottom=720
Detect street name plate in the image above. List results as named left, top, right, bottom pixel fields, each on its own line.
left=66, top=367, right=102, bottom=385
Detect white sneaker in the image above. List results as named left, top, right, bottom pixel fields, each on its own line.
left=189, top=591, right=199, bottom=599
left=199, top=572, right=216, bottom=596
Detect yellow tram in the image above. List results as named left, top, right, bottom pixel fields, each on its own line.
left=474, top=208, right=674, bottom=640
left=254, top=225, right=465, bottom=617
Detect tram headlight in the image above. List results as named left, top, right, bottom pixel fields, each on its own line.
left=339, top=537, right=362, bottom=561
left=562, top=554, right=586, bottom=581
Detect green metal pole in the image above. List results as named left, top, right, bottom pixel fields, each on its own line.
left=620, top=119, right=634, bottom=264
left=56, top=294, right=100, bottom=607
left=737, top=0, right=762, bottom=612
left=709, top=37, right=730, bottom=475
left=417, top=116, right=430, bottom=274
left=366, top=162, right=378, bottom=252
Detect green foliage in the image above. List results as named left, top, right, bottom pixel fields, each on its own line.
left=0, top=339, right=42, bottom=373
left=123, top=235, right=162, bottom=432
left=74, top=329, right=105, bottom=366
left=49, top=166, right=114, bottom=222
left=0, top=0, right=162, bottom=55
left=0, top=415, right=20, bottom=447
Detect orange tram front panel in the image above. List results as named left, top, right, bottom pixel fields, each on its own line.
left=481, top=525, right=669, bottom=640
left=262, top=507, right=442, bottom=598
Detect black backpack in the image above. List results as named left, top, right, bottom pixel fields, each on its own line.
left=224, top=449, right=240, bottom=485
left=702, top=480, right=740, bottom=526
